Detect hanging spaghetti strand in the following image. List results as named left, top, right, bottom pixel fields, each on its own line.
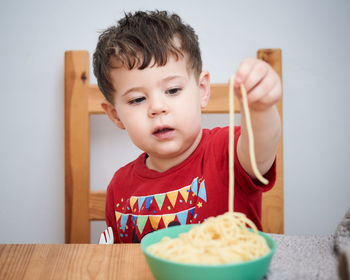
left=228, top=77, right=269, bottom=213
left=239, top=82, right=269, bottom=185
left=228, top=76, right=235, bottom=212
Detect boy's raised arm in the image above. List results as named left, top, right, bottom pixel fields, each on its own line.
left=234, top=58, right=282, bottom=179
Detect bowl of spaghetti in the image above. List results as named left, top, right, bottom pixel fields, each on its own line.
left=141, top=212, right=276, bottom=280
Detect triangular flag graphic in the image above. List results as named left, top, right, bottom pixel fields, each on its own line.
left=130, top=196, right=137, bottom=210
left=120, top=214, right=129, bottom=232
left=115, top=212, right=121, bottom=222
left=162, top=214, right=175, bottom=227
left=154, top=193, right=166, bottom=210
left=190, top=177, right=198, bottom=195
left=138, top=197, right=146, bottom=212
left=132, top=215, right=137, bottom=226
left=137, top=216, right=148, bottom=235
left=189, top=208, right=195, bottom=217
left=167, top=190, right=178, bottom=208
left=176, top=210, right=188, bottom=225
left=149, top=215, right=161, bottom=230
left=145, top=196, right=154, bottom=211
left=197, top=180, right=207, bottom=202
left=179, top=186, right=190, bottom=202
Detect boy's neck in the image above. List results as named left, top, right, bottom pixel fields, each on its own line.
left=145, top=130, right=203, bottom=172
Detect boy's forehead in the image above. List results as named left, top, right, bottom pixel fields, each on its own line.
left=109, top=55, right=127, bottom=69
left=109, top=54, right=195, bottom=95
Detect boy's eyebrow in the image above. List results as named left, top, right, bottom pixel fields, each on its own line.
left=121, top=75, right=185, bottom=97
left=121, top=86, right=145, bottom=97
left=161, top=75, right=185, bottom=83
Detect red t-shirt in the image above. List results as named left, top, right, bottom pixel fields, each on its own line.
left=105, top=127, right=276, bottom=243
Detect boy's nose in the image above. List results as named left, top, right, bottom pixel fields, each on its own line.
left=148, top=95, right=168, bottom=117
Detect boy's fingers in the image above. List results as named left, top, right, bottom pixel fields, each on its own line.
left=233, top=58, right=281, bottom=110
left=234, top=58, right=255, bottom=99
left=244, top=61, right=269, bottom=93
left=263, top=80, right=282, bottom=106
left=234, top=58, right=255, bottom=88
left=249, top=77, right=282, bottom=110
left=246, top=67, right=275, bottom=103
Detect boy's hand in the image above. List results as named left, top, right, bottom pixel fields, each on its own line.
left=234, top=58, right=282, bottom=111
left=235, top=58, right=282, bottom=178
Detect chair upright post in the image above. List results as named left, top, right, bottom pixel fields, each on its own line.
left=64, top=51, right=91, bottom=243
left=258, top=49, right=284, bottom=234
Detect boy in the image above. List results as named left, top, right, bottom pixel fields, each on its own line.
left=93, top=10, right=281, bottom=243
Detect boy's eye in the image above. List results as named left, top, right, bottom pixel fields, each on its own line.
left=166, top=88, right=181, bottom=95
left=128, top=97, right=145, bottom=105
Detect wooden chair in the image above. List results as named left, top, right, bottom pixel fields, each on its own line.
left=65, top=49, right=284, bottom=243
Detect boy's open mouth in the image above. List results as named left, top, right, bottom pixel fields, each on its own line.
left=152, top=127, right=175, bottom=139
left=153, top=127, right=174, bottom=135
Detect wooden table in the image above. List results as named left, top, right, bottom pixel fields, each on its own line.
left=0, top=244, right=154, bottom=279
left=1, top=235, right=339, bottom=280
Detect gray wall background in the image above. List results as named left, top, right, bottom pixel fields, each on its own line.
left=1, top=0, right=349, bottom=243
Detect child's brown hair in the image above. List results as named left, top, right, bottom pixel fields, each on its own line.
left=93, top=10, right=202, bottom=104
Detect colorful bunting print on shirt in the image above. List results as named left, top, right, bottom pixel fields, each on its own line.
left=145, top=196, right=153, bottom=211
left=130, top=196, right=137, bottom=209
left=137, top=197, right=145, bottom=212
left=176, top=209, right=189, bottom=225
left=149, top=215, right=161, bottom=230
left=115, top=212, right=121, bottom=222
left=198, top=180, right=207, bottom=202
left=120, top=214, right=128, bottom=232
left=167, top=190, right=178, bottom=208
left=190, top=177, right=198, bottom=195
left=128, top=178, right=201, bottom=212
left=179, top=185, right=191, bottom=202
left=136, top=216, right=148, bottom=234
left=154, top=193, right=166, bottom=210
left=114, top=177, right=207, bottom=242
left=115, top=207, right=196, bottom=235
left=162, top=214, right=176, bottom=227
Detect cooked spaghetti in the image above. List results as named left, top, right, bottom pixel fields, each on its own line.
left=147, top=77, right=270, bottom=265
left=148, top=212, right=270, bottom=264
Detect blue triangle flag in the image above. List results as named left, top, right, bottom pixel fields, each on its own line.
left=132, top=215, right=137, bottom=226
left=177, top=210, right=188, bottom=225
left=197, top=180, right=207, bottom=202
left=120, top=214, right=129, bottom=232
left=138, top=197, right=146, bottom=212
left=145, top=196, right=154, bottom=211
left=190, top=177, right=198, bottom=195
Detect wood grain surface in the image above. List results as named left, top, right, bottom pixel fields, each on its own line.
left=0, top=244, right=154, bottom=280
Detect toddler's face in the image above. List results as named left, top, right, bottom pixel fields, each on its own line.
left=108, top=54, right=209, bottom=168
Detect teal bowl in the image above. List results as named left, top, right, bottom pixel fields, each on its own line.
left=141, top=224, right=276, bottom=280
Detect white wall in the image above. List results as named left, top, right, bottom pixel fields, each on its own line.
left=0, top=0, right=349, bottom=243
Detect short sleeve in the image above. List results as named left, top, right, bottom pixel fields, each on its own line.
left=105, top=180, right=120, bottom=243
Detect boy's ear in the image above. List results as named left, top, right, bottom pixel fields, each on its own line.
left=101, top=99, right=126, bottom=130
left=199, top=70, right=210, bottom=108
